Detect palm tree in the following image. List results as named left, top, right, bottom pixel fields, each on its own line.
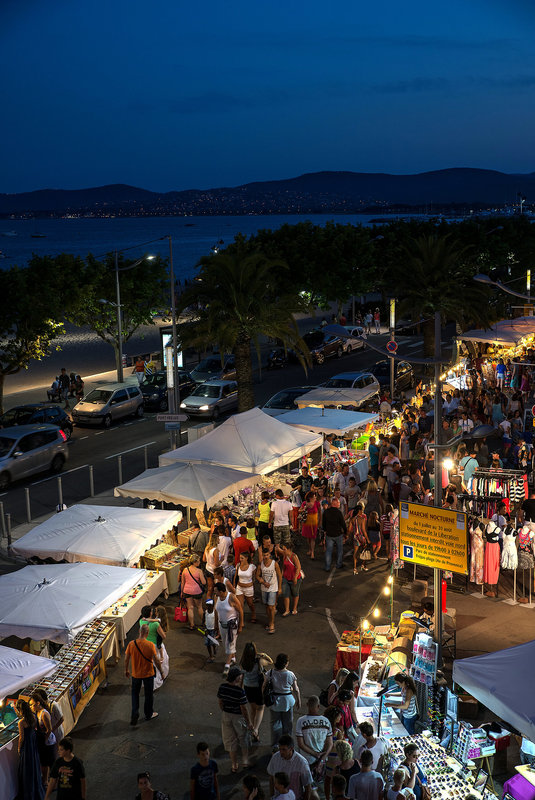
left=394, top=235, right=494, bottom=356
left=177, top=251, right=311, bottom=411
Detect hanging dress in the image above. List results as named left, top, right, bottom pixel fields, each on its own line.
left=501, top=526, right=518, bottom=570
left=518, top=527, right=535, bottom=571
left=469, top=524, right=484, bottom=584
left=483, top=523, right=501, bottom=584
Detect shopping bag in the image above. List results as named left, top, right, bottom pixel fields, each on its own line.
left=174, top=605, right=187, bottom=623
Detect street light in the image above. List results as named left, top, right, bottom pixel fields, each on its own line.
left=100, top=252, right=154, bottom=382
left=474, top=273, right=533, bottom=302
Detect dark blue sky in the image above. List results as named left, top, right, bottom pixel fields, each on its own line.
left=3, top=0, right=535, bottom=192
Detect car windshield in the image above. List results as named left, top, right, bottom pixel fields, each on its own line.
left=304, top=332, right=324, bottom=348
left=373, top=363, right=389, bottom=375
left=194, top=358, right=222, bottom=373
left=1, top=408, right=33, bottom=425
left=192, top=384, right=220, bottom=398
left=83, top=390, right=112, bottom=404
left=0, top=437, right=16, bottom=457
left=324, top=378, right=353, bottom=388
left=142, top=374, right=166, bottom=388
left=265, top=390, right=301, bottom=409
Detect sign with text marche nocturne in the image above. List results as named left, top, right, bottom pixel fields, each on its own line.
left=399, top=502, right=468, bottom=574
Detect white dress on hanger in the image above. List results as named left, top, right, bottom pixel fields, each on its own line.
left=501, top=528, right=518, bottom=570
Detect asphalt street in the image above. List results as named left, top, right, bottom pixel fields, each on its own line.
left=0, top=327, right=445, bottom=527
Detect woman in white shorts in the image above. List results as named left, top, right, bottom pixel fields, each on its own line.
left=234, top=552, right=257, bottom=624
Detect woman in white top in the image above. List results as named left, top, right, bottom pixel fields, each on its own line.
left=264, top=652, right=300, bottom=747
left=214, top=581, right=243, bottom=674
left=234, top=552, right=257, bottom=624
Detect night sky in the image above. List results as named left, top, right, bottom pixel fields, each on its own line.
left=2, top=0, right=535, bottom=193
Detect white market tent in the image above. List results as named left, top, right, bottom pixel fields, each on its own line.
left=0, top=563, right=147, bottom=644
left=461, top=316, right=535, bottom=346
left=10, top=505, right=181, bottom=567
left=159, top=407, right=323, bottom=474
left=453, top=640, right=535, bottom=742
left=115, top=462, right=262, bottom=509
left=294, top=386, right=378, bottom=409
left=0, top=645, right=57, bottom=699
left=276, top=407, right=379, bottom=435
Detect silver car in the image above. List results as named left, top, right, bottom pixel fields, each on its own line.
left=0, top=424, right=69, bottom=490
left=180, top=379, right=238, bottom=420
left=72, top=382, right=144, bottom=427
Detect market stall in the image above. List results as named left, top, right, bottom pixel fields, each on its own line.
left=10, top=505, right=181, bottom=567
left=114, top=461, right=262, bottom=508
left=294, top=386, right=379, bottom=409
left=159, top=407, right=323, bottom=474
left=98, top=569, right=167, bottom=645
left=0, top=563, right=147, bottom=643
left=0, top=646, right=58, bottom=800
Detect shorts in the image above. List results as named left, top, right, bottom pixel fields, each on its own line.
left=273, top=524, right=291, bottom=545
left=244, top=685, right=264, bottom=706
left=261, top=590, right=277, bottom=606
left=282, top=576, right=302, bottom=598
left=368, top=530, right=380, bottom=544
left=236, top=584, right=254, bottom=597
left=221, top=711, right=248, bottom=752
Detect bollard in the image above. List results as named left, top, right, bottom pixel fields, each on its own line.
left=144, top=444, right=148, bottom=470
left=0, top=501, right=5, bottom=540
left=25, top=487, right=31, bottom=523
left=89, top=465, right=94, bottom=497
left=6, top=513, right=11, bottom=547
left=118, top=455, right=123, bottom=486
left=57, top=476, right=63, bottom=508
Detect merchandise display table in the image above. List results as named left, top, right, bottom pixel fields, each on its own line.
left=160, top=552, right=189, bottom=595
left=505, top=772, right=535, bottom=800
left=21, top=619, right=118, bottom=736
left=141, top=542, right=178, bottom=568
left=100, top=570, right=168, bottom=645
left=355, top=706, right=408, bottom=739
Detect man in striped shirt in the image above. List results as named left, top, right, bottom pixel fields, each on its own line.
left=216, top=667, right=254, bottom=772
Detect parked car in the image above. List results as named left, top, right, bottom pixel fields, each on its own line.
left=0, top=424, right=69, bottom=490
left=0, top=404, right=73, bottom=440
left=343, top=326, right=367, bottom=351
left=371, top=360, right=415, bottom=393
left=72, top=383, right=144, bottom=427
left=261, top=386, right=318, bottom=417
left=180, top=379, right=238, bottom=420
left=140, top=370, right=196, bottom=411
left=322, top=371, right=380, bottom=393
left=190, top=356, right=236, bottom=384
left=302, top=330, right=347, bottom=364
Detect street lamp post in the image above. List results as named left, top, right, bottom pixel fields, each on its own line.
left=389, top=298, right=396, bottom=400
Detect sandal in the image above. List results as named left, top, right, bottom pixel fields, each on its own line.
left=267, top=627, right=275, bottom=634
left=281, top=611, right=290, bottom=617
left=291, top=610, right=298, bottom=615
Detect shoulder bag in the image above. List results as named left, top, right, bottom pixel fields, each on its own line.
left=263, top=668, right=275, bottom=707
left=134, top=640, right=156, bottom=676
left=187, top=567, right=206, bottom=595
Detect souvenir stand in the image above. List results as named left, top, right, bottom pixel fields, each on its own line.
left=0, top=646, right=57, bottom=800
left=98, top=569, right=168, bottom=645
left=10, top=504, right=182, bottom=567
left=454, top=641, right=535, bottom=800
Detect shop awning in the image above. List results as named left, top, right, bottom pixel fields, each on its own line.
left=294, top=387, right=378, bottom=409
left=461, top=316, right=535, bottom=346
left=159, top=408, right=323, bottom=474
left=453, top=640, right=535, bottom=742
left=276, top=407, right=379, bottom=435
left=0, top=645, right=57, bottom=699
left=0, top=563, right=147, bottom=643
left=115, top=462, right=262, bottom=509
left=10, top=505, right=181, bottom=567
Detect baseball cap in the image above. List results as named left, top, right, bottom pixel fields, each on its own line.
left=227, top=666, right=243, bottom=682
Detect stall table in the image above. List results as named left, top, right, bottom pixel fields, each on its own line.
left=355, top=707, right=408, bottom=739
left=21, top=618, right=118, bottom=736
left=141, top=542, right=178, bottom=568
left=100, top=570, right=168, bottom=645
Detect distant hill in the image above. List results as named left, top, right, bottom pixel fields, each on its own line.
left=1, top=168, right=535, bottom=216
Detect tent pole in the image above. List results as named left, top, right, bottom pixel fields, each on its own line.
left=187, top=507, right=191, bottom=527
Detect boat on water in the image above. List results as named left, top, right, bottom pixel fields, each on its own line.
left=2, top=231, right=17, bottom=237
left=31, top=233, right=46, bottom=238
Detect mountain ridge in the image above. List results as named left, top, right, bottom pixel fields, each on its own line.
left=2, top=168, right=534, bottom=216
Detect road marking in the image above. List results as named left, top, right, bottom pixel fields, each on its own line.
left=0, top=492, right=6, bottom=497
left=326, top=567, right=336, bottom=587
left=105, top=441, right=157, bottom=459
left=124, top=422, right=133, bottom=426
left=406, top=342, right=422, bottom=350
left=325, top=607, right=341, bottom=641
left=95, top=431, right=105, bottom=435
left=79, top=436, right=89, bottom=440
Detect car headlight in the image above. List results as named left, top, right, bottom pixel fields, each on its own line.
left=180, top=402, right=186, bottom=408
left=151, top=393, right=159, bottom=399
left=199, top=405, right=210, bottom=411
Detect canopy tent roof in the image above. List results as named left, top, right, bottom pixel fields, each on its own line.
left=159, top=407, right=323, bottom=474
left=115, top=462, right=261, bottom=509
left=461, top=316, right=535, bottom=346
left=276, top=407, right=379, bottom=435
left=10, top=505, right=181, bottom=567
left=0, top=563, right=147, bottom=644
left=294, top=386, right=378, bottom=409
left=0, top=645, right=57, bottom=699
left=453, top=640, right=535, bottom=742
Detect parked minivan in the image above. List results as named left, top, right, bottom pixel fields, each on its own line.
left=72, top=383, right=144, bottom=427
left=0, top=424, right=68, bottom=490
